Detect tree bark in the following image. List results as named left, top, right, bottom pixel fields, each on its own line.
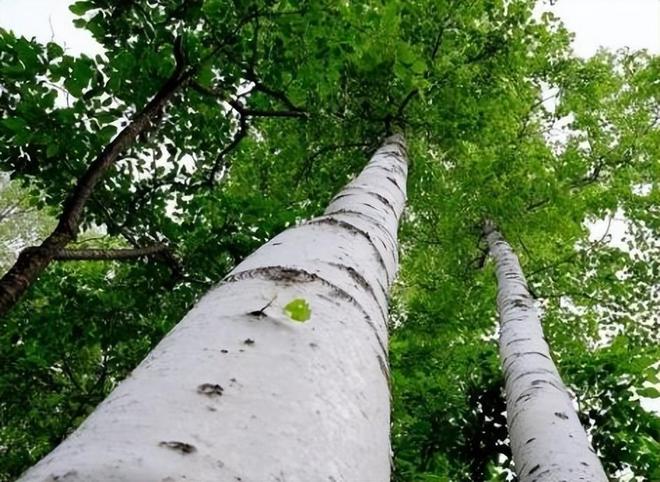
left=47, top=244, right=170, bottom=261
left=17, top=135, right=409, bottom=482
left=483, top=220, right=607, bottom=482
left=0, top=47, right=190, bottom=318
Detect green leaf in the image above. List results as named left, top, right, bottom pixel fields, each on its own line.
left=637, top=387, right=660, bottom=399
left=1, top=117, right=27, bottom=133
left=14, top=38, right=40, bottom=71
left=202, top=0, right=223, bottom=16
left=411, top=59, right=426, bottom=74
left=197, top=64, right=214, bottom=88
left=396, top=43, right=416, bottom=65
left=45, top=143, right=59, bottom=158
left=69, top=1, right=94, bottom=16
left=46, top=42, right=64, bottom=60
left=98, top=125, right=117, bottom=143
left=64, top=58, right=95, bottom=97
left=283, top=299, right=311, bottom=322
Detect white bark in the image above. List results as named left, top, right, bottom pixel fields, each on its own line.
left=484, top=222, right=607, bottom=482
left=18, top=135, right=408, bottom=482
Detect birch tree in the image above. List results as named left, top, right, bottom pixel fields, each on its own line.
left=390, top=48, right=659, bottom=481
left=17, top=135, right=408, bottom=482
left=483, top=221, right=608, bottom=482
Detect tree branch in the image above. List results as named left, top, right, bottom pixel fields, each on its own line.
left=206, top=116, right=249, bottom=186
left=248, top=80, right=303, bottom=112
left=0, top=37, right=193, bottom=318
left=227, top=99, right=308, bottom=118
left=294, top=141, right=375, bottom=186
left=48, top=244, right=170, bottom=261
left=527, top=217, right=613, bottom=280
left=18, top=243, right=170, bottom=263
left=191, top=82, right=307, bottom=118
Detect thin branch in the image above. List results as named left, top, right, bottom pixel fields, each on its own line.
left=60, top=356, right=83, bottom=392
left=390, top=14, right=453, bottom=128
left=204, top=9, right=306, bottom=114
left=517, top=234, right=535, bottom=265
left=19, top=244, right=169, bottom=261
left=206, top=116, right=249, bottom=186
left=51, top=244, right=169, bottom=261
left=517, top=92, right=559, bottom=139
left=569, top=115, right=655, bottom=189
left=88, top=195, right=140, bottom=247
left=294, top=141, right=375, bottom=186
left=87, top=195, right=192, bottom=280
left=525, top=198, right=550, bottom=212
left=227, top=99, right=308, bottom=118
left=191, top=82, right=307, bottom=118
left=538, top=290, right=609, bottom=306
left=527, top=216, right=613, bottom=279
left=248, top=80, right=302, bottom=112
left=472, top=246, right=489, bottom=269
left=394, top=90, right=420, bottom=123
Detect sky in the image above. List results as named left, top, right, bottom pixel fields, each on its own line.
left=0, top=0, right=658, bottom=58
left=535, top=0, right=660, bottom=56
left=0, top=0, right=103, bottom=56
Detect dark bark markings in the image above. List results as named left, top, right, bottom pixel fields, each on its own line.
left=224, top=265, right=389, bottom=359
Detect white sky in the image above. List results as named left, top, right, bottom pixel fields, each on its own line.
left=0, top=0, right=103, bottom=56
left=536, top=0, right=659, bottom=56
left=0, top=0, right=658, bottom=58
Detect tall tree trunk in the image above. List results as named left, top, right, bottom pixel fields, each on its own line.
left=483, top=221, right=607, bottom=482
left=18, top=135, right=409, bottom=482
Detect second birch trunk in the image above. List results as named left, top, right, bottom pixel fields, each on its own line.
left=484, top=221, right=607, bottom=482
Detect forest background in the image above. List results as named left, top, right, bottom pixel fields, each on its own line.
left=0, top=0, right=658, bottom=481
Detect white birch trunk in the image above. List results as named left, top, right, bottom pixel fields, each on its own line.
left=18, top=135, right=408, bottom=482
left=484, top=221, right=608, bottom=482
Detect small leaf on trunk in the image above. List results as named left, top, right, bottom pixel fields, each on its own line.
left=283, top=299, right=311, bottom=322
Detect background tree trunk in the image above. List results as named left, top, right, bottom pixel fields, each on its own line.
left=18, top=135, right=408, bottom=482
left=484, top=221, right=608, bottom=482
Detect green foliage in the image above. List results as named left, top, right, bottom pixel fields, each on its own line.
left=0, top=176, right=56, bottom=270
left=0, top=0, right=658, bottom=481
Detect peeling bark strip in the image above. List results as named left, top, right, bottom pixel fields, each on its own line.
left=0, top=41, right=192, bottom=318
left=484, top=221, right=607, bottom=482
left=18, top=135, right=408, bottom=482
